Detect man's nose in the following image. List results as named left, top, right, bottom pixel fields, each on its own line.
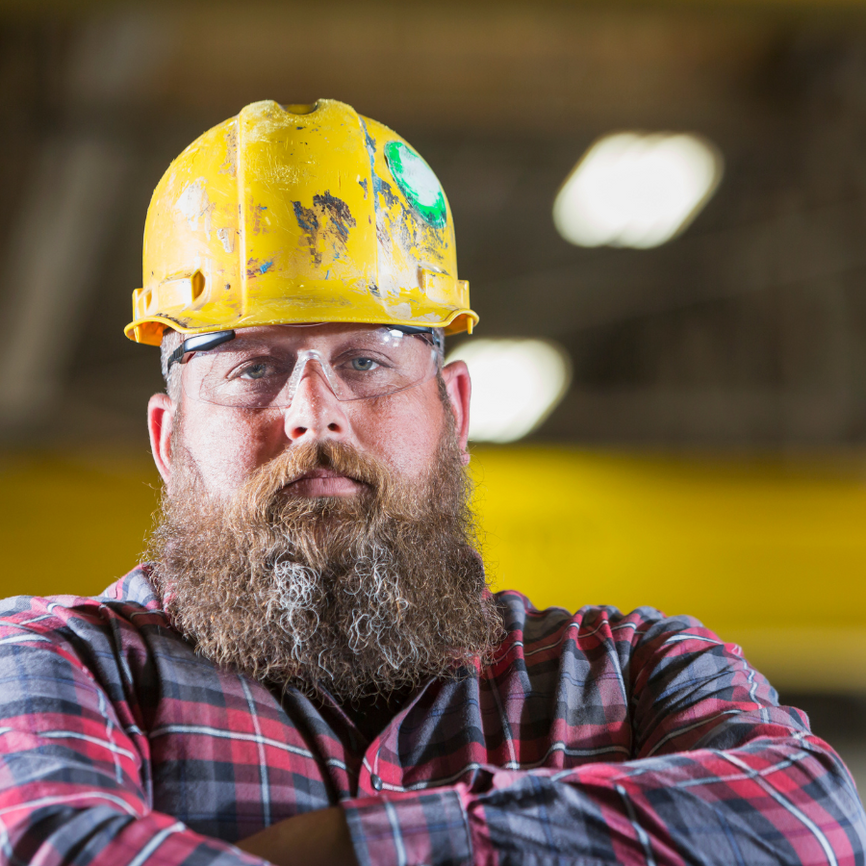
left=282, top=363, right=350, bottom=443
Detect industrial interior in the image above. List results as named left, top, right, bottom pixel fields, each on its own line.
left=1, top=0, right=865, bottom=792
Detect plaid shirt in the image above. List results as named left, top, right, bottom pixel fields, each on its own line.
left=0, top=566, right=862, bottom=866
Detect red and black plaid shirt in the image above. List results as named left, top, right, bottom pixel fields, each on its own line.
left=0, top=566, right=862, bottom=865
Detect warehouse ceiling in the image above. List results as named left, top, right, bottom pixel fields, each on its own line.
left=4, top=0, right=866, bottom=447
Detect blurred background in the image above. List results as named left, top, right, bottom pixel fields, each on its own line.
left=1, top=0, right=865, bottom=788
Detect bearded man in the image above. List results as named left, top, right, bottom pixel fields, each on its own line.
left=0, top=100, right=863, bottom=866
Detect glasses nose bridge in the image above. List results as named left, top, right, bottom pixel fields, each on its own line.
left=286, top=348, right=343, bottom=402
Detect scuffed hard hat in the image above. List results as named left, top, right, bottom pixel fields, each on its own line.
left=125, top=99, right=477, bottom=347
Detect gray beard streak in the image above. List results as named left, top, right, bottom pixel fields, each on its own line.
left=271, top=546, right=428, bottom=685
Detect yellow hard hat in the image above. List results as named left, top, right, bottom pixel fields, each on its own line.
left=125, top=99, right=477, bottom=347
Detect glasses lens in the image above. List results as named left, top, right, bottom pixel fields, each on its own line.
left=184, top=328, right=437, bottom=409
left=331, top=329, right=435, bottom=401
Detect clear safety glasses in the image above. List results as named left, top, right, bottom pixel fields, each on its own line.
left=177, top=326, right=441, bottom=409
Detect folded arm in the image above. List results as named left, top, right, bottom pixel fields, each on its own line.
left=339, top=616, right=866, bottom=866
left=0, top=604, right=270, bottom=866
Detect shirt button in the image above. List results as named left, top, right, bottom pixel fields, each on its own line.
left=371, top=774, right=383, bottom=791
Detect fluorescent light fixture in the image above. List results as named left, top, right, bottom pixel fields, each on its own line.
left=553, top=132, right=723, bottom=249
left=447, top=339, right=571, bottom=443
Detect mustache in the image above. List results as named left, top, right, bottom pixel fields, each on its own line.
left=228, top=440, right=396, bottom=523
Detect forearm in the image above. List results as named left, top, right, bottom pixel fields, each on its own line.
left=473, top=735, right=863, bottom=865
left=237, top=807, right=358, bottom=866
left=3, top=803, right=270, bottom=866
left=342, top=733, right=866, bottom=866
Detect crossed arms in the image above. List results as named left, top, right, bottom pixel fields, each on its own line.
left=0, top=578, right=862, bottom=866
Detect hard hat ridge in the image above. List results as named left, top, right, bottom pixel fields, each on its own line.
left=125, top=99, right=477, bottom=347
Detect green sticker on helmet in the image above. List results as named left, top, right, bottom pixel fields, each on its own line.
left=384, top=140, right=447, bottom=228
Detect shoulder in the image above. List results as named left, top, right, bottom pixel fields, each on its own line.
left=0, top=565, right=186, bottom=716
left=490, top=591, right=806, bottom=752
left=492, top=588, right=705, bottom=644
left=0, top=564, right=171, bottom=648
left=491, top=588, right=743, bottom=672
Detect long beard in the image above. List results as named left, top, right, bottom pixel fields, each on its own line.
left=146, top=429, right=503, bottom=702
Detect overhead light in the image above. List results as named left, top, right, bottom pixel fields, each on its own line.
left=446, top=339, right=571, bottom=443
left=553, top=132, right=723, bottom=249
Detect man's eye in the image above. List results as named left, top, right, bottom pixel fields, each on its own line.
left=237, top=362, right=271, bottom=380
left=350, top=357, right=379, bottom=372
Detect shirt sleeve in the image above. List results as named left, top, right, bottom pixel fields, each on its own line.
left=0, top=601, right=269, bottom=866
left=342, top=613, right=866, bottom=866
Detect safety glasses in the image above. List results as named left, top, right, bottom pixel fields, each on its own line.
left=176, top=325, right=440, bottom=409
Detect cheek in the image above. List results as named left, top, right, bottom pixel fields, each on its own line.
left=177, top=405, right=282, bottom=493
left=351, top=387, right=447, bottom=478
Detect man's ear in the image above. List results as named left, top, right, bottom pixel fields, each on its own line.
left=148, top=393, right=175, bottom=490
left=441, top=360, right=471, bottom=464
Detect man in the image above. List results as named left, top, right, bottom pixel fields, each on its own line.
left=0, top=99, right=862, bottom=866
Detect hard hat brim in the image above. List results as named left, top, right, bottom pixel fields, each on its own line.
left=125, top=304, right=478, bottom=347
